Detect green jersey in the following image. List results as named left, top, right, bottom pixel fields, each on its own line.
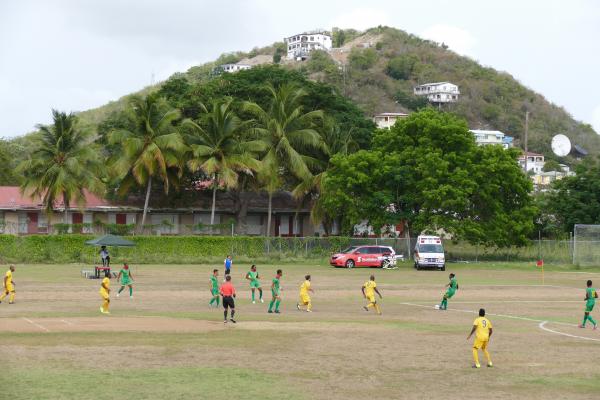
left=586, top=287, right=597, bottom=304
left=248, top=271, right=258, bottom=282
left=210, top=276, right=219, bottom=291
left=450, top=278, right=458, bottom=290
left=119, top=269, right=132, bottom=284
left=272, top=277, right=281, bottom=294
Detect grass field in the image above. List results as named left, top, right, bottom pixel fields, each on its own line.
left=1, top=261, right=600, bottom=399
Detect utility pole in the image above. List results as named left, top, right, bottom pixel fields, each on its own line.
left=524, top=111, right=529, bottom=173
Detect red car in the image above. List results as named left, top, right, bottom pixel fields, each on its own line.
left=330, top=245, right=397, bottom=268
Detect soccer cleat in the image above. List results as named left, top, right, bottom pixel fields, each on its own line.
left=363, top=306, right=369, bottom=312
left=297, top=303, right=301, bottom=310
left=594, top=324, right=598, bottom=330
left=230, top=319, right=236, bottom=323
left=130, top=296, right=133, bottom=299
left=487, top=362, right=493, bottom=368
left=260, top=299, right=264, bottom=303
left=268, top=310, right=273, bottom=313
left=579, top=324, right=586, bottom=328
left=100, top=307, right=104, bottom=313
left=116, top=293, right=120, bottom=298
left=274, top=310, right=281, bottom=314
left=306, top=309, right=312, bottom=313
left=252, top=300, right=256, bottom=304
left=224, top=320, right=228, bottom=323
left=473, top=364, right=481, bottom=369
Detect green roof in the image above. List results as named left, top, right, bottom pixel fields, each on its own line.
left=85, top=234, right=136, bottom=247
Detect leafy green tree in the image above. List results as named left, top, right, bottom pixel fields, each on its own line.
left=395, top=90, right=429, bottom=111
left=546, top=159, right=600, bottom=233
left=348, top=48, right=378, bottom=70
left=183, top=98, right=263, bottom=228
left=244, top=84, right=324, bottom=236
left=321, top=109, right=535, bottom=245
left=306, top=50, right=336, bottom=73
left=542, top=159, right=562, bottom=172
left=108, top=95, right=186, bottom=228
left=19, top=110, right=105, bottom=223
left=0, top=139, right=22, bottom=185
left=385, top=55, right=419, bottom=80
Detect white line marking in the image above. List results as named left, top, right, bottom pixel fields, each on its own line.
left=21, top=317, right=50, bottom=332
left=400, top=302, right=577, bottom=327
left=446, top=300, right=580, bottom=304
left=61, top=319, right=74, bottom=326
left=538, top=321, right=600, bottom=342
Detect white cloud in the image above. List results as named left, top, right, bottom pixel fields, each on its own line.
left=421, top=24, right=477, bottom=55
left=330, top=8, right=390, bottom=31
left=592, top=104, right=600, bottom=135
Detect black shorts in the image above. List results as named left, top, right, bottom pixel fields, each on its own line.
left=223, top=296, right=235, bottom=309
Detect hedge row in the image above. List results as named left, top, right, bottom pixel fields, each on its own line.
left=0, top=235, right=352, bottom=264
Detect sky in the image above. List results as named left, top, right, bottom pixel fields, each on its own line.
left=1, top=0, right=599, bottom=137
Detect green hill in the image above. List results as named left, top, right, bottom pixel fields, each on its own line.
left=20, top=26, right=600, bottom=161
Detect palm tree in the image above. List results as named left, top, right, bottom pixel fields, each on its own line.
left=183, top=98, right=264, bottom=231
left=244, top=84, right=324, bottom=236
left=19, top=110, right=105, bottom=224
left=108, top=95, right=186, bottom=228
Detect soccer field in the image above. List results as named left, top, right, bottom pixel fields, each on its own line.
left=2, top=262, right=600, bottom=399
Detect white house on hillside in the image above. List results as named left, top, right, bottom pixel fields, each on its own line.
left=284, top=30, right=332, bottom=60
left=470, top=129, right=514, bottom=149
left=518, top=152, right=545, bottom=173
left=373, top=112, right=409, bottom=129
left=219, top=63, right=252, bottom=73
left=414, top=82, right=459, bottom=103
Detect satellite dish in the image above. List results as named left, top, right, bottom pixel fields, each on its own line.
left=551, top=134, right=571, bottom=157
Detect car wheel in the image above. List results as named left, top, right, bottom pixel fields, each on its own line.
left=415, top=263, right=420, bottom=270
left=440, top=265, right=446, bottom=271
left=345, top=259, right=355, bottom=269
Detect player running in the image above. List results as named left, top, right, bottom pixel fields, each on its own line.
left=297, top=275, right=314, bottom=312
left=438, top=273, right=458, bottom=310
left=209, top=269, right=220, bottom=307
left=223, top=255, right=233, bottom=280
left=268, top=269, right=283, bottom=314
left=467, top=308, right=493, bottom=368
left=362, top=275, right=382, bottom=315
left=0, top=265, right=15, bottom=304
left=99, top=271, right=111, bottom=314
left=245, top=265, right=263, bottom=304
left=220, top=275, right=236, bottom=323
left=579, top=279, right=598, bottom=329
left=116, top=263, right=134, bottom=299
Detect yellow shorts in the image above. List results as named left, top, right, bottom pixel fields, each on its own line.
left=300, top=294, right=311, bottom=304
left=473, top=339, right=488, bottom=350
left=100, top=291, right=109, bottom=300
left=5, top=285, right=14, bottom=293
left=366, top=295, right=375, bottom=303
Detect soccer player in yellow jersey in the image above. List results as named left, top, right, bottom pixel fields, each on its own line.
left=467, top=308, right=493, bottom=368
left=297, top=275, right=314, bottom=312
left=0, top=265, right=15, bottom=304
left=362, top=275, right=382, bottom=315
left=99, top=271, right=111, bottom=314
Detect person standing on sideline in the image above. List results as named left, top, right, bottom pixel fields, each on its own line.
left=220, top=275, right=237, bottom=323
left=0, top=265, right=16, bottom=304
left=99, top=271, right=111, bottom=314
left=223, top=255, right=233, bottom=281
left=467, top=308, right=493, bottom=368
left=579, top=280, right=598, bottom=329
left=362, top=275, right=382, bottom=315
left=100, top=246, right=110, bottom=267
left=245, top=265, right=263, bottom=304
left=116, top=263, right=134, bottom=299
left=268, top=269, right=283, bottom=314
left=297, top=275, right=314, bottom=312
left=209, top=269, right=220, bottom=307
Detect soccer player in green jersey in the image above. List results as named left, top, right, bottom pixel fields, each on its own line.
left=579, top=279, right=598, bottom=329
left=209, top=269, right=220, bottom=307
left=268, top=269, right=283, bottom=314
left=245, top=264, right=263, bottom=304
left=116, top=264, right=134, bottom=299
left=439, top=273, right=458, bottom=310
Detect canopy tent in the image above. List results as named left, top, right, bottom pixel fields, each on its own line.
left=85, top=234, right=136, bottom=247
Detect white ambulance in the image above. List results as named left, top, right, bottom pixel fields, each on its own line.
left=413, top=235, right=446, bottom=271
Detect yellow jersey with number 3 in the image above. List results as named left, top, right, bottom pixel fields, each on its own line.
left=363, top=280, right=377, bottom=298
left=473, top=317, right=492, bottom=341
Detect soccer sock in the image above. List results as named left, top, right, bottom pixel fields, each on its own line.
left=275, top=299, right=281, bottom=311
left=589, top=315, right=597, bottom=326
left=483, top=349, right=492, bottom=364
left=9, top=292, right=15, bottom=303
left=269, top=300, right=275, bottom=311
left=367, top=302, right=375, bottom=309
left=103, top=299, right=109, bottom=312
left=472, top=349, right=480, bottom=366
left=582, top=315, right=588, bottom=326
left=441, top=299, right=448, bottom=309
left=118, top=287, right=124, bottom=294
left=259, top=289, right=263, bottom=299
left=252, top=290, right=255, bottom=301
left=224, top=310, right=228, bottom=320
left=307, top=301, right=312, bottom=311
left=231, top=310, right=235, bottom=319
left=0, top=291, right=6, bottom=301
left=129, top=286, right=133, bottom=296
left=374, top=303, right=381, bottom=314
